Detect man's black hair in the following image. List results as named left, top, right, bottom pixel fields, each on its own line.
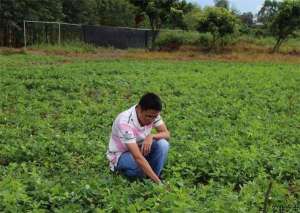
left=138, top=93, right=162, bottom=111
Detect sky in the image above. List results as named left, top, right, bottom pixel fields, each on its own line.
left=187, top=0, right=265, bottom=13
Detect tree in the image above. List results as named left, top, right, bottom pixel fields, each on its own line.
left=197, top=7, right=239, bottom=51
left=214, top=0, right=230, bottom=10
left=164, top=0, right=194, bottom=29
left=183, top=5, right=202, bottom=30
left=62, top=0, right=97, bottom=24
left=130, top=0, right=183, bottom=49
left=239, top=12, right=254, bottom=26
left=0, top=0, right=63, bottom=46
left=95, top=0, right=136, bottom=27
left=258, top=0, right=281, bottom=24
left=270, top=0, right=300, bottom=52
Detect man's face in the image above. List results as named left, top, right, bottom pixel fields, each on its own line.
left=138, top=108, right=160, bottom=126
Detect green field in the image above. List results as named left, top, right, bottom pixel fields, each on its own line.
left=0, top=53, right=299, bottom=212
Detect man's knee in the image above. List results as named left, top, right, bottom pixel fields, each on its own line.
left=117, top=154, right=145, bottom=178
left=155, top=139, right=170, bottom=152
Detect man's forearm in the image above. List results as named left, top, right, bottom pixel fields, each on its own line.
left=152, top=131, right=170, bottom=140
left=135, top=157, right=161, bottom=183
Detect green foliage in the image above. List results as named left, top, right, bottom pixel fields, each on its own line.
left=0, top=175, right=31, bottom=212
left=94, top=0, right=137, bottom=27
left=258, top=0, right=281, bottom=24
left=0, top=53, right=299, bottom=212
left=164, top=0, right=194, bottom=29
left=183, top=6, right=202, bottom=31
left=214, top=0, right=230, bottom=10
left=0, top=0, right=64, bottom=24
left=62, top=0, right=97, bottom=24
left=238, top=34, right=300, bottom=52
left=129, top=0, right=185, bottom=48
left=156, top=30, right=238, bottom=51
left=239, top=12, right=254, bottom=27
left=197, top=7, right=240, bottom=51
left=155, top=30, right=200, bottom=50
left=155, top=31, right=184, bottom=51
left=0, top=0, right=63, bottom=46
left=269, top=0, right=300, bottom=52
left=0, top=0, right=141, bottom=46
left=130, top=0, right=180, bottom=29
left=196, top=33, right=214, bottom=49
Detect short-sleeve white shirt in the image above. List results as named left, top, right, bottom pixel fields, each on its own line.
left=106, top=105, right=163, bottom=171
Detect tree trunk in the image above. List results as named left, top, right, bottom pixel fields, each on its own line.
left=8, top=24, right=12, bottom=47
left=149, top=18, right=159, bottom=51
left=3, top=23, right=8, bottom=46
left=0, top=18, right=3, bottom=46
left=211, top=34, right=218, bottom=52
left=45, top=24, right=49, bottom=44
left=135, top=14, right=144, bottom=28
left=272, top=37, right=284, bottom=53
left=151, top=29, right=159, bottom=50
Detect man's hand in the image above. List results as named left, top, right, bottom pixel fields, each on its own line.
left=126, top=143, right=161, bottom=183
left=142, top=134, right=153, bottom=156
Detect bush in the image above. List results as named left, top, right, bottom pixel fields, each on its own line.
left=155, top=30, right=237, bottom=51
left=155, top=32, right=184, bottom=51
left=155, top=30, right=200, bottom=51
left=239, top=25, right=252, bottom=35
left=196, top=33, right=237, bottom=51
left=196, top=33, right=213, bottom=49
left=197, top=7, right=240, bottom=51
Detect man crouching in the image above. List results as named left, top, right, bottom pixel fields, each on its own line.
left=106, top=93, right=170, bottom=184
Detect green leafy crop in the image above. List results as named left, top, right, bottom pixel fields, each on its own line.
left=0, top=54, right=299, bottom=212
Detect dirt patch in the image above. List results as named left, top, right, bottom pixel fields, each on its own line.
left=288, top=49, right=300, bottom=56
left=123, top=48, right=300, bottom=64
left=2, top=47, right=300, bottom=64
left=0, top=48, right=27, bottom=55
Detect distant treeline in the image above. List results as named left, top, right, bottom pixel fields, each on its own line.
left=0, top=0, right=299, bottom=51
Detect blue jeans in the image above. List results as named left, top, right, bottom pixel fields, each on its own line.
left=116, top=139, right=170, bottom=178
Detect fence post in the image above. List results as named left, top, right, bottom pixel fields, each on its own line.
left=23, top=20, right=27, bottom=48
left=145, top=30, right=148, bottom=49
left=58, top=22, right=61, bottom=45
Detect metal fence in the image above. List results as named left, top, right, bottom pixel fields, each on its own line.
left=82, top=25, right=152, bottom=49
left=22, top=20, right=152, bottom=49
left=23, top=20, right=83, bottom=47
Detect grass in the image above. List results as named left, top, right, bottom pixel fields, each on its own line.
left=237, top=35, right=300, bottom=53
left=0, top=52, right=299, bottom=212
left=29, top=41, right=97, bottom=54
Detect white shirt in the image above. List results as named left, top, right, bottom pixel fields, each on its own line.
left=106, top=105, right=164, bottom=171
